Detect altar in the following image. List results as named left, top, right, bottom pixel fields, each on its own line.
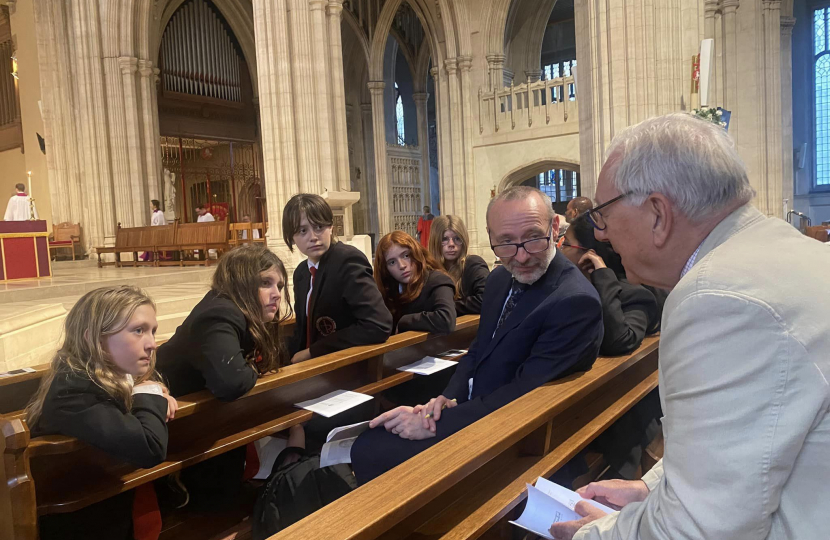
left=0, top=221, right=51, bottom=281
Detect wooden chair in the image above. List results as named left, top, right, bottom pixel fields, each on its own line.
left=48, top=223, right=81, bottom=261
left=271, top=337, right=660, bottom=540
left=251, top=222, right=266, bottom=243
left=0, top=316, right=480, bottom=540
left=228, top=222, right=253, bottom=247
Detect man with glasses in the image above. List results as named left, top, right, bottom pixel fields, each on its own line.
left=351, top=186, right=604, bottom=483
left=551, top=113, right=830, bottom=540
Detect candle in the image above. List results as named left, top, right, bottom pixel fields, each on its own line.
left=27, top=171, right=31, bottom=196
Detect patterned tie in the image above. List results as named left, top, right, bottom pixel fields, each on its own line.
left=496, top=280, right=527, bottom=330
left=306, top=266, right=317, bottom=347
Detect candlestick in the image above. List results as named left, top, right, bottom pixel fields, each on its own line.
left=27, top=171, right=32, bottom=197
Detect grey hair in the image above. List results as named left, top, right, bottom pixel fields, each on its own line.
left=487, top=185, right=554, bottom=227
left=606, top=112, right=755, bottom=222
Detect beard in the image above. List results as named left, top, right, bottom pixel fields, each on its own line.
left=506, top=246, right=556, bottom=285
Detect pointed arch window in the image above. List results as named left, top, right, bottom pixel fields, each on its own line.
left=814, top=7, right=830, bottom=188
left=395, top=82, right=406, bottom=146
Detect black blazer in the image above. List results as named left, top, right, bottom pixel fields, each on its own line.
left=591, top=268, right=660, bottom=356
left=454, top=255, right=489, bottom=315
left=351, top=253, right=604, bottom=483
left=291, top=241, right=393, bottom=357
left=156, top=290, right=258, bottom=401
left=394, top=270, right=456, bottom=334
left=31, top=368, right=168, bottom=469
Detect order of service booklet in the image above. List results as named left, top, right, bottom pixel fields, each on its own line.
left=509, top=477, right=615, bottom=539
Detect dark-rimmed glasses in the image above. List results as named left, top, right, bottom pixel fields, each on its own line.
left=584, top=191, right=633, bottom=231
left=491, top=225, right=553, bottom=258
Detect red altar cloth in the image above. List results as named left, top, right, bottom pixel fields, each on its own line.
left=0, top=220, right=51, bottom=281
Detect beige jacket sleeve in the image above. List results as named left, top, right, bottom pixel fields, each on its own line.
left=574, top=290, right=827, bottom=540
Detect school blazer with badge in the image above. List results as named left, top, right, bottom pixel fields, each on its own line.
left=291, top=241, right=393, bottom=357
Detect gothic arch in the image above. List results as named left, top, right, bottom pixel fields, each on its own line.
left=483, top=0, right=512, bottom=57
left=342, top=8, right=371, bottom=70
left=503, top=0, right=557, bottom=81
left=498, top=158, right=581, bottom=192
left=369, top=0, right=443, bottom=82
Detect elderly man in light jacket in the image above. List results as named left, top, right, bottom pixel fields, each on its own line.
left=551, top=113, right=830, bottom=540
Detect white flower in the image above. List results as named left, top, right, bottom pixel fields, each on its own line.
left=716, top=110, right=723, bottom=116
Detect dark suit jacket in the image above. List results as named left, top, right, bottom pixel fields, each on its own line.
left=352, top=253, right=604, bottom=483
left=395, top=270, right=456, bottom=334
left=291, top=241, right=393, bottom=357
left=32, top=367, right=168, bottom=469
left=455, top=255, right=489, bottom=315
left=591, top=268, right=660, bottom=356
left=156, top=290, right=259, bottom=401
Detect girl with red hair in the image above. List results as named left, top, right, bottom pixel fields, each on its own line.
left=374, top=231, right=456, bottom=334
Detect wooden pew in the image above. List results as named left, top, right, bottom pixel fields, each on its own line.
left=271, top=336, right=659, bottom=540
left=0, top=318, right=297, bottom=416
left=0, top=316, right=480, bottom=540
left=95, top=223, right=177, bottom=268
left=157, top=220, right=230, bottom=266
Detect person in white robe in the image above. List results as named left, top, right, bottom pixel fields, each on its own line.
left=240, top=215, right=260, bottom=240
left=141, top=200, right=168, bottom=261
left=195, top=204, right=217, bottom=258
left=4, top=183, right=38, bottom=221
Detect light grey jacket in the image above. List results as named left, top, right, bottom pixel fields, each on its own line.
left=575, top=204, right=830, bottom=540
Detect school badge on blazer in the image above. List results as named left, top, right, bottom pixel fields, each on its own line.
left=316, top=316, right=337, bottom=336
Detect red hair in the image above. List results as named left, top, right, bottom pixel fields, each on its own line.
left=374, top=231, right=444, bottom=311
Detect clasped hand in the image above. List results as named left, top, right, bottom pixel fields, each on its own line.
left=368, top=395, right=457, bottom=440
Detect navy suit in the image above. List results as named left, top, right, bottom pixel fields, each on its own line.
left=351, top=252, right=604, bottom=483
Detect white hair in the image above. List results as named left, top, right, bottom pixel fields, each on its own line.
left=487, top=185, right=554, bottom=227
left=606, top=113, right=755, bottom=222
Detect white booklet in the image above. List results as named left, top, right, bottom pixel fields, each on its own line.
left=319, top=421, right=371, bottom=467
left=396, top=356, right=458, bottom=375
left=509, top=477, right=614, bottom=539
left=294, top=390, right=373, bottom=418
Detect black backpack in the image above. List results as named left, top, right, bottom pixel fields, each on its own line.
left=251, top=447, right=358, bottom=540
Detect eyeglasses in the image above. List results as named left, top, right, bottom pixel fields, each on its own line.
left=559, top=241, right=590, bottom=251
left=584, top=192, right=633, bottom=231
left=491, top=225, right=552, bottom=258
left=441, top=235, right=463, bottom=246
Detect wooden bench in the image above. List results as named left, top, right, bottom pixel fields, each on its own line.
left=271, top=336, right=660, bottom=540
left=0, top=315, right=480, bottom=540
left=95, top=223, right=177, bottom=268
left=157, top=220, right=230, bottom=266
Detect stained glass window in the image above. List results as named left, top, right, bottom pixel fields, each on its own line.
left=395, top=82, right=406, bottom=146
left=815, top=8, right=830, bottom=186
left=535, top=169, right=580, bottom=203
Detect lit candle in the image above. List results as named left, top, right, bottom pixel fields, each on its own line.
left=27, top=171, right=32, bottom=196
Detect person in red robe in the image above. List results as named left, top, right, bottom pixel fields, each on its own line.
left=416, top=206, right=434, bottom=248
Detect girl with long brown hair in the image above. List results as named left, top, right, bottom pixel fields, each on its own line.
left=374, top=231, right=456, bottom=334
left=26, top=285, right=177, bottom=540
left=156, top=243, right=292, bottom=399
left=427, top=215, right=490, bottom=315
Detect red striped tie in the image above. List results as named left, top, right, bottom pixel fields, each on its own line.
left=306, top=266, right=317, bottom=347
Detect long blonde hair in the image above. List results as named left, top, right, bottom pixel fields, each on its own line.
left=26, top=286, right=160, bottom=427
left=428, top=215, right=470, bottom=299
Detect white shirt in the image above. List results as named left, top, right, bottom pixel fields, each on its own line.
left=306, top=259, right=319, bottom=317
left=242, top=228, right=260, bottom=240
left=4, top=193, right=37, bottom=221
left=197, top=212, right=215, bottom=223
left=125, top=374, right=164, bottom=396
left=151, top=210, right=167, bottom=226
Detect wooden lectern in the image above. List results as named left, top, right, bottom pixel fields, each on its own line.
left=0, top=220, right=52, bottom=281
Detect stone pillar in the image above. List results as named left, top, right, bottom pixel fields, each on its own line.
left=327, top=0, right=351, bottom=192
left=722, top=1, right=739, bottom=113
left=309, top=0, right=335, bottom=192
left=368, top=81, right=391, bottom=235
left=138, top=60, right=163, bottom=206
left=761, top=0, right=783, bottom=217
left=458, top=55, right=478, bottom=248
left=781, top=15, right=796, bottom=216
left=413, top=92, right=431, bottom=209
left=432, top=65, right=453, bottom=215
left=119, top=56, right=149, bottom=226
left=360, top=102, right=379, bottom=235
left=104, top=56, right=134, bottom=228
left=486, top=54, right=505, bottom=91
left=444, top=58, right=465, bottom=218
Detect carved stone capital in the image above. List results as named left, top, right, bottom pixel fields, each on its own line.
left=457, top=55, right=473, bottom=72
left=486, top=54, right=505, bottom=67
left=412, top=92, right=429, bottom=104
left=326, top=0, right=344, bottom=16
left=444, top=57, right=458, bottom=75
left=704, top=0, right=719, bottom=16
left=309, top=0, right=325, bottom=11
left=429, top=66, right=440, bottom=79
left=525, top=69, right=542, bottom=82
left=722, top=0, right=739, bottom=13
left=367, top=80, right=385, bottom=95
left=137, top=59, right=155, bottom=78
left=781, top=16, right=796, bottom=35
left=118, top=56, right=139, bottom=75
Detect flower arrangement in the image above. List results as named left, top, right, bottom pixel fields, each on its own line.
left=692, top=107, right=730, bottom=129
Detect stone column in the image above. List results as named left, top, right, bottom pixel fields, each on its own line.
left=138, top=60, right=163, bottom=206
left=360, top=102, right=379, bottom=235
left=444, top=58, right=465, bottom=218
left=486, top=54, right=505, bottom=91
left=327, top=0, right=351, bottom=192
left=413, top=92, right=431, bottom=209
left=119, top=56, right=149, bottom=226
left=458, top=55, right=478, bottom=248
left=722, top=1, right=739, bottom=113
left=432, top=65, right=453, bottom=215
left=781, top=15, right=796, bottom=216
left=761, top=0, right=783, bottom=217
left=368, top=81, right=391, bottom=235
left=309, top=0, right=335, bottom=191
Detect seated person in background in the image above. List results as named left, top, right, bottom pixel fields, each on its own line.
left=26, top=285, right=177, bottom=540
left=156, top=243, right=291, bottom=400
left=559, top=215, right=660, bottom=356
left=241, top=214, right=260, bottom=240
left=428, top=215, right=490, bottom=315
left=351, top=186, right=603, bottom=484
left=282, top=193, right=392, bottom=364
left=374, top=230, right=456, bottom=335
